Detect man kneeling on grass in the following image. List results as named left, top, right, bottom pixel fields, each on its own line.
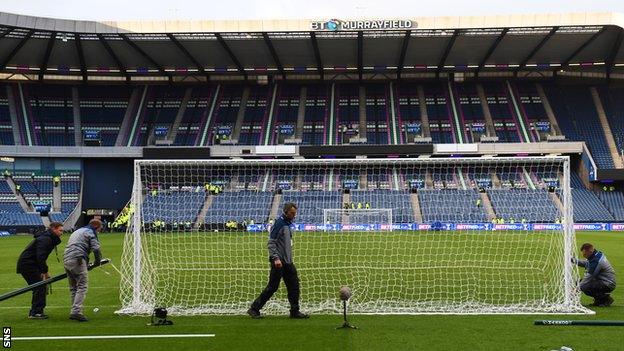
left=573, top=243, right=616, bottom=307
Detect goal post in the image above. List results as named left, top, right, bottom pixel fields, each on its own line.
left=117, top=157, right=592, bottom=315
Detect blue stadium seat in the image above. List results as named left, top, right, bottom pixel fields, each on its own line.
left=487, top=189, right=558, bottom=222
left=419, top=189, right=488, bottom=223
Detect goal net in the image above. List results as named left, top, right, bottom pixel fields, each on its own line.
left=323, top=209, right=393, bottom=232
left=117, top=157, right=591, bottom=315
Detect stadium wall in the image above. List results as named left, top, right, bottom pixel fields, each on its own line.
left=82, top=158, right=133, bottom=210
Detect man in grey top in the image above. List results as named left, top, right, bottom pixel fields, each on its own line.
left=248, top=202, right=309, bottom=319
left=63, top=219, right=103, bottom=321
left=573, top=243, right=616, bottom=307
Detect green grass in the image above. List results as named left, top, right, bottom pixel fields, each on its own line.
left=0, top=230, right=622, bottom=351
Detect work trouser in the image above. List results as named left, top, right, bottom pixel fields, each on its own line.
left=64, top=258, right=89, bottom=315
left=251, top=261, right=301, bottom=313
left=580, top=279, right=615, bottom=302
left=20, top=271, right=46, bottom=316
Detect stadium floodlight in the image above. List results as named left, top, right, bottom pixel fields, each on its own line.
left=117, top=157, right=592, bottom=315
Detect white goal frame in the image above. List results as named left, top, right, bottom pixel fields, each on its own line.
left=117, top=156, right=592, bottom=316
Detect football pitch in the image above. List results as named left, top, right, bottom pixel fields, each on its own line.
left=0, top=230, right=622, bottom=351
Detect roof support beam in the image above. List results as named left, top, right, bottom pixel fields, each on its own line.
left=120, top=33, right=167, bottom=76
left=516, top=26, right=558, bottom=73
left=262, top=33, right=285, bottom=80
left=75, top=33, right=88, bottom=82
left=606, top=28, right=624, bottom=79
left=561, top=26, right=607, bottom=69
left=396, top=30, right=411, bottom=79
left=167, top=33, right=207, bottom=78
left=476, top=28, right=508, bottom=76
left=97, top=34, right=130, bottom=81
left=437, top=29, right=459, bottom=76
left=0, top=29, right=34, bottom=69
left=39, top=31, right=56, bottom=81
left=310, top=32, right=323, bottom=80
left=357, top=31, right=363, bottom=81
left=215, top=33, right=247, bottom=79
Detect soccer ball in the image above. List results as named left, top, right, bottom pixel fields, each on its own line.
left=339, top=286, right=352, bottom=301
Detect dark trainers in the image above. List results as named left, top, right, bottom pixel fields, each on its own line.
left=28, top=313, right=48, bottom=320
left=601, top=295, right=614, bottom=307
left=289, top=311, right=309, bottom=319
left=247, top=308, right=262, bottom=319
left=69, top=314, right=89, bottom=322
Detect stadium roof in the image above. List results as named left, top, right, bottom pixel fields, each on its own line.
left=0, top=11, right=623, bottom=82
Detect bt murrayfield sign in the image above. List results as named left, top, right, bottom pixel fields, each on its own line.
left=311, top=19, right=415, bottom=31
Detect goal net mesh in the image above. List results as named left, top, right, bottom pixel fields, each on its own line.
left=117, top=157, right=591, bottom=315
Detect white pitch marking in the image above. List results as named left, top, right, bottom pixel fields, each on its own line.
left=13, top=334, right=215, bottom=341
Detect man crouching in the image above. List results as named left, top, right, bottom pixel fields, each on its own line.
left=573, top=243, right=616, bottom=307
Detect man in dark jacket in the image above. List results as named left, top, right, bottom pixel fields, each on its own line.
left=16, top=222, right=64, bottom=319
left=248, top=202, right=309, bottom=319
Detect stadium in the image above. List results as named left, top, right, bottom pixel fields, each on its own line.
left=0, top=6, right=623, bottom=351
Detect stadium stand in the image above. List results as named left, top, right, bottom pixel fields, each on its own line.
left=282, top=191, right=342, bottom=224
left=418, top=189, right=487, bottom=223
left=455, top=82, right=485, bottom=143
left=488, top=189, right=558, bottom=222
left=121, top=168, right=624, bottom=228
left=350, top=190, right=414, bottom=223
left=207, top=190, right=273, bottom=224
left=365, top=84, right=390, bottom=145
left=302, top=84, right=328, bottom=146
left=79, top=85, right=132, bottom=146
left=544, top=84, right=615, bottom=168
left=0, top=88, right=15, bottom=145
left=598, top=189, right=624, bottom=221
left=423, top=82, right=455, bottom=144
left=0, top=16, right=622, bottom=254
left=597, top=86, right=624, bottom=157
left=0, top=81, right=620, bottom=162
left=144, top=190, right=206, bottom=224
left=0, top=178, right=43, bottom=226
left=26, top=85, right=75, bottom=146
left=572, top=188, right=615, bottom=222
left=483, top=82, right=521, bottom=143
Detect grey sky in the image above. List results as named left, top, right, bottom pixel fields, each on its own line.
left=2, top=0, right=623, bottom=21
